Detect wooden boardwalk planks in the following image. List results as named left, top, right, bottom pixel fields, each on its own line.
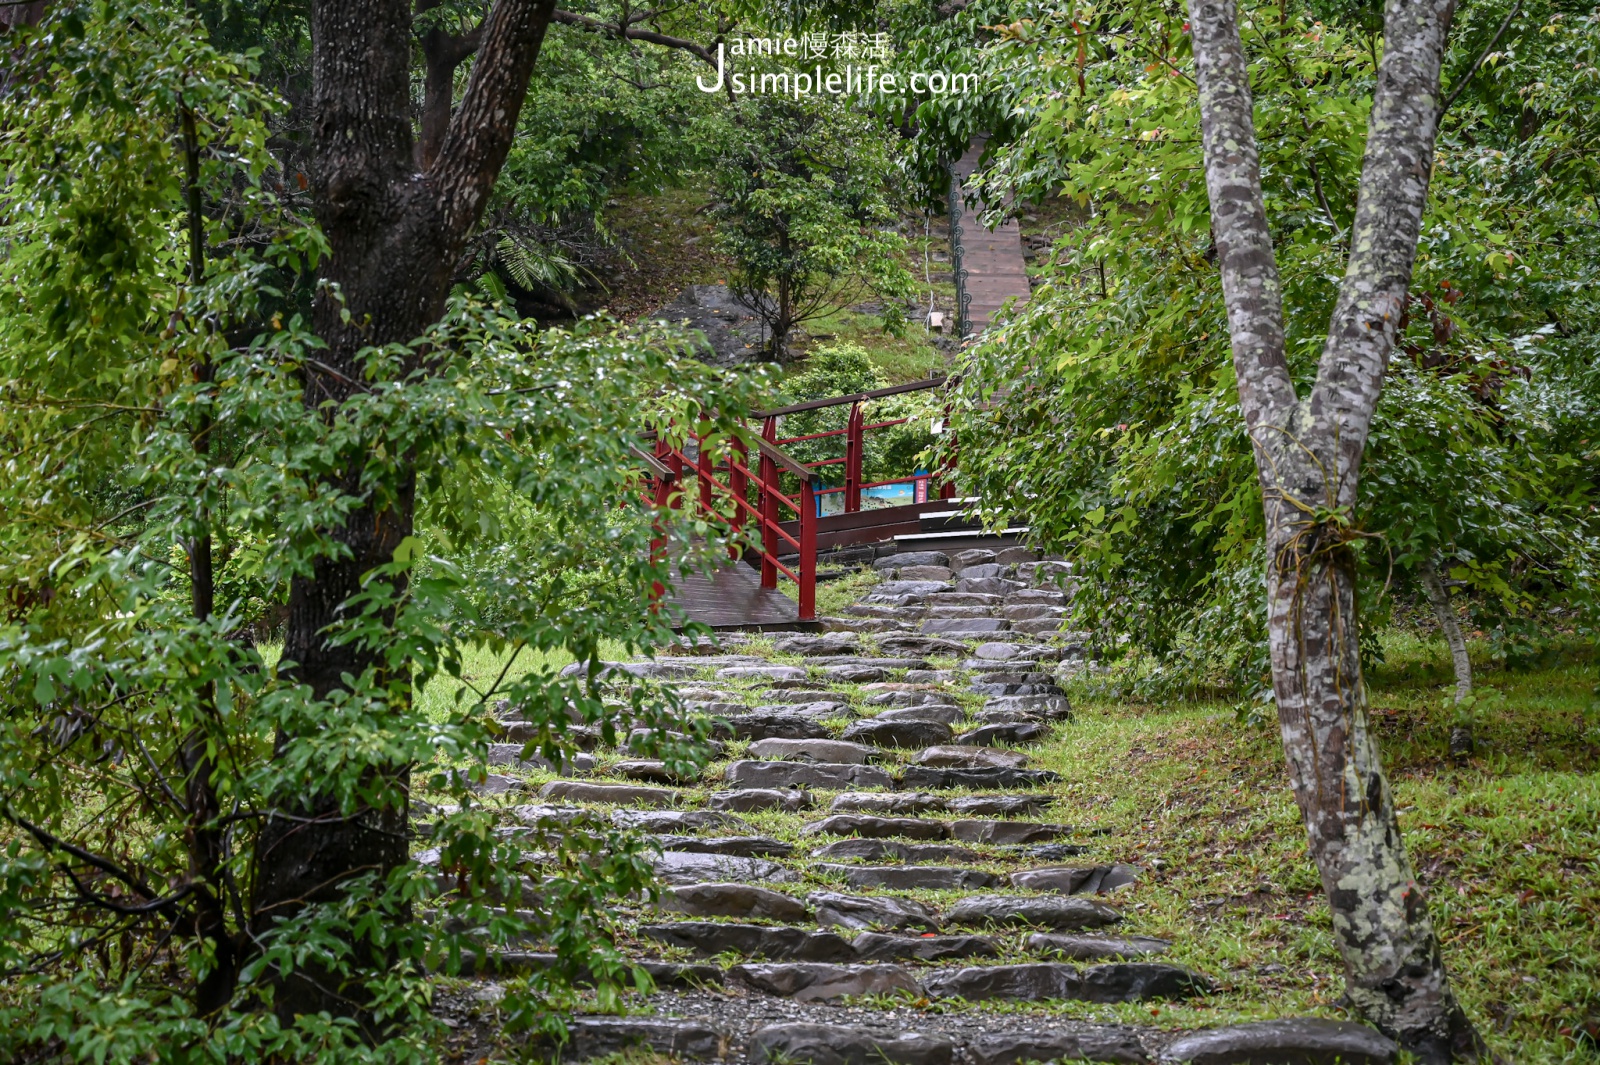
left=952, top=136, right=1032, bottom=333
left=665, top=561, right=812, bottom=631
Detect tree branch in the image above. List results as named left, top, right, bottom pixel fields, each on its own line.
left=551, top=8, right=716, bottom=67
left=1438, top=0, right=1520, bottom=118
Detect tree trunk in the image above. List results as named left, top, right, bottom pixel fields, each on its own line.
left=1419, top=558, right=1472, bottom=700
left=250, top=0, right=558, bottom=1027
left=1186, top=0, right=1491, bottom=1058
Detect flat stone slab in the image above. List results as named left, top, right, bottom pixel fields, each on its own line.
left=951, top=549, right=996, bottom=569
left=872, top=705, right=965, bottom=725
left=842, top=718, right=954, bottom=749
left=830, top=792, right=946, bottom=815
left=748, top=738, right=879, bottom=764
left=876, top=551, right=951, bottom=570
left=809, top=891, right=940, bottom=932
left=752, top=701, right=855, bottom=721
left=560, top=1017, right=727, bottom=1061
left=1159, top=1019, right=1397, bottom=1064
left=653, top=851, right=794, bottom=885
left=717, top=665, right=808, bottom=682
left=802, top=815, right=951, bottom=841
left=540, top=781, right=681, bottom=807
left=899, top=565, right=954, bottom=582
left=921, top=618, right=1011, bottom=634
left=613, top=809, right=750, bottom=833
left=1011, top=864, right=1138, bottom=894
left=749, top=1023, right=953, bottom=1065
left=732, top=962, right=920, bottom=1002
left=822, top=665, right=890, bottom=683
left=898, top=767, right=1060, bottom=790
left=1021, top=842, right=1092, bottom=860
left=725, top=761, right=893, bottom=790
left=983, top=694, right=1073, bottom=719
left=712, top=712, right=832, bottom=741
left=965, top=1028, right=1150, bottom=1065
left=852, top=932, right=1001, bottom=963
left=612, top=760, right=697, bottom=785
left=952, top=821, right=1074, bottom=845
left=944, top=794, right=1051, bottom=817
left=640, top=922, right=856, bottom=962
left=708, top=787, right=812, bottom=813
left=869, top=580, right=953, bottom=598
left=656, top=883, right=809, bottom=922
left=877, top=636, right=970, bottom=656
left=957, top=722, right=1052, bottom=746
left=819, top=864, right=999, bottom=891
left=1026, top=933, right=1172, bottom=960
left=944, top=894, right=1122, bottom=930
left=865, top=691, right=960, bottom=709
left=914, top=745, right=1029, bottom=769
left=973, top=642, right=1026, bottom=660
left=774, top=633, right=861, bottom=656
left=811, top=839, right=983, bottom=864
left=651, top=835, right=794, bottom=858
left=923, top=962, right=1209, bottom=1003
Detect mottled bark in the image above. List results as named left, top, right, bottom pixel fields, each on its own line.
left=1419, top=558, right=1472, bottom=700
left=1186, top=0, right=1491, bottom=1059
left=251, top=0, right=557, bottom=1026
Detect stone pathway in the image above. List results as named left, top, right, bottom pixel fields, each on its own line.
left=430, top=547, right=1401, bottom=1065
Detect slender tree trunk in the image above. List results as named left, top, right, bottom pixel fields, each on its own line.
left=1186, top=0, right=1491, bottom=1058
left=249, top=0, right=558, bottom=1027
left=1419, top=558, right=1472, bottom=700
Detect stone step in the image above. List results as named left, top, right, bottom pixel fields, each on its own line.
left=613, top=760, right=698, bottom=785
left=554, top=1017, right=727, bottom=1062
left=983, top=694, right=1072, bottom=719
left=1005, top=588, right=1067, bottom=605
left=1158, top=1019, right=1398, bottom=1064
left=944, top=793, right=1053, bottom=817
left=747, top=738, right=880, bottom=764
left=750, top=1023, right=952, bottom=1065
left=870, top=580, right=953, bottom=598
left=865, top=691, right=959, bottom=709
left=710, top=712, right=833, bottom=741
left=999, top=605, right=1066, bottom=621
left=851, top=932, right=1001, bottom=963
left=810, top=839, right=983, bottom=864
left=956, top=722, right=1052, bottom=746
left=717, top=664, right=808, bottom=682
left=876, top=635, right=971, bottom=656
left=725, top=760, right=893, bottom=790
left=949, top=820, right=1073, bottom=844
left=541, top=781, right=682, bottom=806
left=954, top=577, right=1024, bottom=595
left=652, top=836, right=794, bottom=858
left=874, top=551, right=950, bottom=570
left=943, top=894, right=1122, bottom=930
left=1010, top=864, right=1138, bottom=894
left=818, top=864, right=1000, bottom=891
left=749, top=701, right=856, bottom=720
left=925, top=605, right=996, bottom=620
left=802, top=814, right=951, bottom=840
left=806, top=656, right=929, bottom=670
left=775, top=633, right=861, bottom=656
left=872, top=705, right=965, bottom=725
left=912, top=745, right=1028, bottom=770
left=969, top=682, right=1063, bottom=697
left=1025, top=932, right=1172, bottom=960
left=656, top=883, right=809, bottom=921
left=897, top=766, right=1060, bottom=790
left=822, top=616, right=914, bottom=633
left=639, top=921, right=856, bottom=962
left=1012, top=619, right=1069, bottom=635
left=654, top=851, right=794, bottom=885
left=965, top=1029, right=1148, bottom=1065
left=829, top=792, right=945, bottom=815
left=732, top=961, right=919, bottom=1001
left=842, top=718, right=954, bottom=749
left=707, top=788, right=811, bottom=812
left=922, top=618, right=1011, bottom=635
left=613, top=809, right=750, bottom=833
left=922, top=962, right=1209, bottom=1003
left=809, top=890, right=939, bottom=931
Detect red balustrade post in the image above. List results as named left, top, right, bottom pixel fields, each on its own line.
left=844, top=402, right=863, bottom=513
left=939, top=401, right=958, bottom=499
left=729, top=433, right=749, bottom=562
left=696, top=432, right=714, bottom=517
left=798, top=476, right=817, bottom=621
left=649, top=438, right=679, bottom=608
left=758, top=416, right=780, bottom=590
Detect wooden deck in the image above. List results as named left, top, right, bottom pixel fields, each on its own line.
left=953, top=136, right=1032, bottom=333
left=666, top=561, right=815, bottom=632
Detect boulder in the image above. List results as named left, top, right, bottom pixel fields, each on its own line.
left=951, top=821, right=1074, bottom=845
left=1010, top=864, right=1138, bottom=895
left=829, top=792, right=946, bottom=815
left=656, top=883, right=809, bottom=922
left=1026, top=933, right=1172, bottom=960
left=943, top=894, right=1122, bottom=930
left=639, top=922, right=856, bottom=962
left=899, top=565, right=955, bottom=582
left=808, top=891, right=939, bottom=932
left=874, top=551, right=951, bottom=570
left=747, top=738, right=880, bottom=765
left=539, top=781, right=681, bottom=807
left=873, top=705, right=965, bottom=725
left=842, top=718, right=954, bottom=749
left=712, top=712, right=832, bottom=741
left=994, top=547, right=1037, bottom=565
left=731, top=962, right=921, bottom=1002
left=953, top=578, right=1023, bottom=596
left=802, top=815, right=951, bottom=841
left=913, top=745, right=1029, bottom=769
left=749, top=1023, right=952, bottom=1065
left=725, top=760, right=893, bottom=791
left=951, top=549, right=997, bottom=570
left=651, top=836, right=794, bottom=858
left=818, top=864, right=998, bottom=891
left=707, top=787, right=811, bottom=812
left=957, top=722, right=1052, bottom=747
left=653, top=851, right=794, bottom=885
left=851, top=933, right=1001, bottom=962
left=1158, top=1019, right=1397, bottom=1065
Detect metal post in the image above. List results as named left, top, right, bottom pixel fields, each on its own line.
left=799, top=477, right=817, bottom=621
left=759, top=417, right=780, bottom=590
left=844, top=402, right=863, bottom=513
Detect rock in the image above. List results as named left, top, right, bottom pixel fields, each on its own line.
left=624, top=728, right=726, bottom=758
left=852, top=932, right=1001, bottom=962
left=653, top=851, right=794, bottom=885
left=540, top=781, right=681, bottom=807
left=748, top=738, right=880, bottom=764
left=560, top=1017, right=727, bottom=1062
left=951, top=821, right=1074, bottom=844
left=1159, top=1020, right=1397, bottom=1064
left=824, top=617, right=913, bottom=634
left=640, top=922, right=856, bottom=962
left=842, top=718, right=954, bottom=749
left=973, top=642, right=1026, bottom=660
left=725, top=761, right=894, bottom=790
left=718, top=665, right=808, bottom=682
left=951, top=549, right=997, bottom=570
left=652, top=836, right=794, bottom=858
left=830, top=792, right=946, bottom=815
left=775, top=633, right=861, bottom=656
left=731, top=962, right=921, bottom=1002
left=944, top=794, right=1051, bottom=817
left=1013, top=619, right=1069, bottom=635
left=903, top=670, right=960, bottom=684
left=868, top=580, right=952, bottom=599
left=1011, top=864, right=1139, bottom=894
left=753, top=702, right=855, bottom=721
left=506, top=804, right=591, bottom=827
left=760, top=689, right=844, bottom=704
left=708, top=787, right=811, bottom=812
left=811, top=839, right=983, bottom=864
left=823, top=664, right=890, bottom=683
left=925, top=962, right=1206, bottom=1003
left=965, top=1028, right=1149, bottom=1065
left=713, top=712, right=832, bottom=741
left=899, top=565, right=955, bottom=582
left=613, top=760, right=699, bottom=785
left=956, top=722, right=1052, bottom=747
left=954, top=578, right=1023, bottom=596
left=1020, top=842, right=1091, bottom=860
left=749, top=1023, right=953, bottom=1065
left=865, top=691, right=960, bottom=709
left=612, top=808, right=752, bottom=832
left=983, top=694, right=1073, bottom=719
left=877, top=636, right=969, bottom=657
left=802, top=815, right=951, bottom=841
left=1007, top=588, right=1067, bottom=605
left=490, top=952, right=720, bottom=989
left=921, top=618, right=1011, bottom=635
left=913, top=745, right=1029, bottom=769
left=873, top=705, right=965, bottom=725
left=994, top=547, right=1036, bottom=565
left=944, top=894, right=1122, bottom=930
left=1001, top=604, right=1066, bottom=621
left=876, top=551, right=951, bottom=570
left=808, top=891, right=940, bottom=932
left=656, top=883, right=809, bottom=922
left=925, top=605, right=996, bottom=620
left=1026, top=933, right=1172, bottom=960
left=898, top=767, right=1060, bottom=790
left=819, top=864, right=999, bottom=891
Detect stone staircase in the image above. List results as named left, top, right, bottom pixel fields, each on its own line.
left=428, top=548, right=1401, bottom=1065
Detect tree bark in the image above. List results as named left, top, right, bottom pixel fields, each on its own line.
left=1419, top=558, right=1472, bottom=700
left=250, top=0, right=558, bottom=1027
left=1186, top=0, right=1491, bottom=1059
